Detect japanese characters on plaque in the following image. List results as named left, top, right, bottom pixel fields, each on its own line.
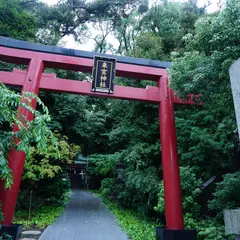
left=91, top=56, right=116, bottom=93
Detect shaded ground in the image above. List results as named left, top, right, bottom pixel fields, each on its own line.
left=38, top=190, right=129, bottom=240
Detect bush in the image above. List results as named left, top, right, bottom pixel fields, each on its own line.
left=184, top=214, right=234, bottom=240
left=17, top=174, right=71, bottom=209
left=100, top=178, right=116, bottom=199
left=87, top=154, right=118, bottom=189
left=103, top=199, right=156, bottom=240
left=17, top=133, right=79, bottom=209
left=208, top=171, right=240, bottom=218
left=154, top=166, right=201, bottom=218
left=14, top=205, right=65, bottom=228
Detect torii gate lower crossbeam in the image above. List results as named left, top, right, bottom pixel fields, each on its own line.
left=0, top=37, right=197, bottom=240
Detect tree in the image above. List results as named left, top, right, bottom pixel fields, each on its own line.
left=0, top=82, right=58, bottom=225
left=168, top=0, right=240, bottom=232
left=0, top=0, right=35, bottom=41
left=169, top=0, right=240, bottom=180
left=0, top=83, right=56, bottom=189
left=18, top=133, right=80, bottom=208
left=33, top=0, right=148, bottom=45
left=141, top=0, right=205, bottom=56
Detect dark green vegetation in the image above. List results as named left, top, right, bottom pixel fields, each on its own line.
left=0, top=0, right=240, bottom=239
left=14, top=205, right=66, bottom=228
left=101, top=197, right=156, bottom=240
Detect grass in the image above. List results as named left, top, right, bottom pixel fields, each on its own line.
left=13, top=188, right=71, bottom=229
left=14, top=205, right=65, bottom=229
left=100, top=197, right=156, bottom=240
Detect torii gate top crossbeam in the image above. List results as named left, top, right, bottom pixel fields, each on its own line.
left=0, top=36, right=195, bottom=104
left=0, top=52, right=165, bottom=81
left=0, top=37, right=171, bottom=69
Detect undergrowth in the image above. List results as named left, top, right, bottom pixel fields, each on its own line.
left=14, top=205, right=64, bottom=229
left=99, top=194, right=156, bottom=240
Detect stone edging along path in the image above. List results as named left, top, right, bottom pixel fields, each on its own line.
left=20, top=229, right=42, bottom=240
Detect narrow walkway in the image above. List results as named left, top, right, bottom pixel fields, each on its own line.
left=39, top=190, right=129, bottom=240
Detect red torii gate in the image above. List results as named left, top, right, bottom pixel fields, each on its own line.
left=0, top=37, right=196, bottom=239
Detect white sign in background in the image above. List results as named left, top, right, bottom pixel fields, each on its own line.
left=230, top=59, right=240, bottom=139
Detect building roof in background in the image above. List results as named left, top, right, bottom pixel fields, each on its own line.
left=75, top=154, right=88, bottom=165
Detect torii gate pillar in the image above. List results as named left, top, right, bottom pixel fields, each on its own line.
left=157, top=77, right=197, bottom=239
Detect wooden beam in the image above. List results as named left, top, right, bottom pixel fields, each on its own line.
left=0, top=71, right=161, bottom=103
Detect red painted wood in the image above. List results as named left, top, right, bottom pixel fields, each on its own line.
left=0, top=71, right=161, bottom=103
left=0, top=59, right=44, bottom=225
left=0, top=46, right=167, bottom=80
left=13, top=68, right=56, bottom=78
left=0, top=71, right=24, bottom=86
left=159, top=76, right=184, bottom=229
left=41, top=78, right=161, bottom=102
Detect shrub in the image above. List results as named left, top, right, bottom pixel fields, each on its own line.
left=154, top=166, right=201, bottom=218
left=208, top=171, right=240, bottom=219
left=100, top=178, right=116, bottom=199
left=184, top=214, right=234, bottom=240
left=103, top=200, right=156, bottom=240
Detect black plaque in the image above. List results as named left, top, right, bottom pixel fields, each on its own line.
left=91, top=56, right=116, bottom=93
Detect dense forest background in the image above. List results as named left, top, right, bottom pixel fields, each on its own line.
left=1, top=0, right=240, bottom=239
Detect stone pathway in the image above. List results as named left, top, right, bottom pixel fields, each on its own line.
left=38, top=190, right=129, bottom=240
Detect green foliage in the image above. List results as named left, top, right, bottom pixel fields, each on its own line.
left=0, top=82, right=65, bottom=225
left=87, top=102, right=161, bottom=215
left=18, top=173, right=71, bottom=209
left=87, top=153, right=118, bottom=189
left=165, top=1, right=240, bottom=238
left=43, top=93, right=108, bottom=154
left=123, top=166, right=160, bottom=214
left=34, top=0, right=148, bottom=45
left=14, top=205, right=65, bottom=228
left=184, top=214, right=233, bottom=240
left=174, top=106, right=236, bottom=181
left=154, top=167, right=201, bottom=218
left=208, top=171, right=240, bottom=218
left=88, top=154, right=118, bottom=176
left=23, top=133, right=80, bottom=182
left=133, top=33, right=164, bottom=60
left=0, top=0, right=35, bottom=41
left=141, top=1, right=183, bottom=55
left=100, top=178, right=116, bottom=199
left=170, top=0, right=240, bottom=101
left=169, top=0, right=240, bottom=181
left=92, top=149, right=161, bottom=215
left=18, top=132, right=79, bottom=209
left=103, top=199, right=156, bottom=240
left=0, top=83, right=56, bottom=188
left=141, top=0, right=205, bottom=56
